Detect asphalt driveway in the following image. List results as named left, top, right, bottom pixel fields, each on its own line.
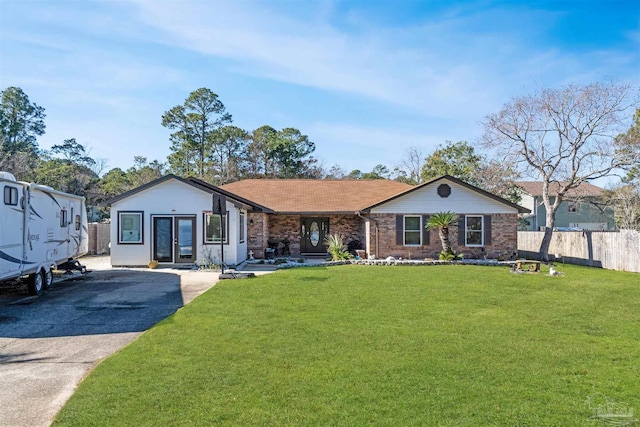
left=0, top=258, right=220, bottom=427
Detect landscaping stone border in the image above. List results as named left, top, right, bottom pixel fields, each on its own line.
left=275, top=259, right=517, bottom=269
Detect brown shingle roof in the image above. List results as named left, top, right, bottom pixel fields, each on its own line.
left=516, top=181, right=605, bottom=198
left=219, top=179, right=413, bottom=213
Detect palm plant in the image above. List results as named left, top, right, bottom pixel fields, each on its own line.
left=425, top=211, right=460, bottom=257
left=324, top=233, right=353, bottom=261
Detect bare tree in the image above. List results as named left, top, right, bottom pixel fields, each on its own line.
left=482, top=81, right=639, bottom=260
left=395, top=146, right=424, bottom=184
left=604, top=183, right=640, bottom=230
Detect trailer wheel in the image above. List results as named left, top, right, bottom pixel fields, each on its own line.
left=28, top=271, right=45, bottom=296
left=43, top=269, right=54, bottom=290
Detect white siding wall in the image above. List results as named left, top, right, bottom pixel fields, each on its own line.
left=370, top=179, right=518, bottom=214
left=519, top=193, right=535, bottom=212
left=110, top=179, right=245, bottom=266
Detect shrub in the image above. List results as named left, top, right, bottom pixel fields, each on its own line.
left=438, top=250, right=463, bottom=261
left=325, top=233, right=353, bottom=261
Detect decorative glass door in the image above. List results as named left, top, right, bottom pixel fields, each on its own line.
left=301, top=217, right=329, bottom=253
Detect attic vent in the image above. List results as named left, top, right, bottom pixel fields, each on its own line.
left=437, top=184, right=451, bottom=198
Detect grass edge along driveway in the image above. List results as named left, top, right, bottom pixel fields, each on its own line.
left=54, top=264, right=639, bottom=426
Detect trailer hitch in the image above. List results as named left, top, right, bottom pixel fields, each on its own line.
left=58, top=259, right=89, bottom=274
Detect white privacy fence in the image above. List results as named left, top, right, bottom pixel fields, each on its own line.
left=518, top=230, right=640, bottom=273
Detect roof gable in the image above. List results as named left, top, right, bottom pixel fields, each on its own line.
left=219, top=179, right=412, bottom=214
left=101, top=175, right=270, bottom=212
left=363, top=175, right=530, bottom=213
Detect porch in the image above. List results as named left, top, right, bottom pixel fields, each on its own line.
left=247, top=213, right=365, bottom=259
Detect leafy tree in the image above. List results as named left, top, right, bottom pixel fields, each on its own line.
left=421, top=141, right=482, bottom=184
left=162, top=88, right=232, bottom=178
left=361, top=164, right=390, bottom=179
left=209, top=125, right=249, bottom=184
left=346, top=169, right=363, bottom=180
left=33, top=139, right=99, bottom=199
left=0, top=87, right=46, bottom=176
left=51, top=138, right=96, bottom=167
left=346, top=165, right=390, bottom=180
left=0, top=86, right=45, bottom=155
left=482, top=81, right=639, bottom=260
left=425, top=211, right=460, bottom=258
left=246, top=125, right=278, bottom=178
left=268, top=127, right=316, bottom=178
left=100, top=167, right=131, bottom=199
left=616, top=108, right=640, bottom=183
left=127, top=156, right=165, bottom=188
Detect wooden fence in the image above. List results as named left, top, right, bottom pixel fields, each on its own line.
left=88, top=222, right=110, bottom=255
left=518, top=230, right=640, bottom=273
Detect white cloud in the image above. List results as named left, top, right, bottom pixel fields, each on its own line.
left=129, top=0, right=522, bottom=118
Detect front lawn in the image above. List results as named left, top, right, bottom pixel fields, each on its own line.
left=54, top=265, right=639, bottom=426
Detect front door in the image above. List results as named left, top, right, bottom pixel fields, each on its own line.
left=301, top=217, right=328, bottom=254
left=153, top=216, right=196, bottom=263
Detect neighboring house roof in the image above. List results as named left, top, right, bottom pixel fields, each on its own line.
left=516, top=181, right=605, bottom=198
left=219, top=179, right=412, bottom=214
left=361, top=175, right=530, bottom=213
left=101, top=174, right=273, bottom=212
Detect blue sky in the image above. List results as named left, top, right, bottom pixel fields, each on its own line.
left=1, top=0, right=638, bottom=176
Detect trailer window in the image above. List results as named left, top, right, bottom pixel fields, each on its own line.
left=75, top=215, right=81, bottom=230
left=60, top=210, right=68, bottom=227
left=118, top=211, right=143, bottom=244
left=4, top=186, right=18, bottom=206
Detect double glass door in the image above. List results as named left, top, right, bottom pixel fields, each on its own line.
left=153, top=216, right=196, bottom=263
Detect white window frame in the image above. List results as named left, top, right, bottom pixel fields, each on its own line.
left=239, top=211, right=245, bottom=243
left=404, top=215, right=422, bottom=246
left=465, top=215, right=483, bottom=247
left=118, top=211, right=143, bottom=244
left=204, top=212, right=228, bottom=244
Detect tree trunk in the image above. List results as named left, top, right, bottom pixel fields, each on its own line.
left=439, top=228, right=452, bottom=254
left=538, top=227, right=553, bottom=262
left=538, top=210, right=556, bottom=261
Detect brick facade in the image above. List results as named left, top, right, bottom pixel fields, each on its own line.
left=248, top=212, right=519, bottom=260
left=247, top=213, right=365, bottom=258
left=365, top=213, right=519, bottom=260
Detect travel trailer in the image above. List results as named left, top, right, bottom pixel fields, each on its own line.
left=0, top=172, right=88, bottom=295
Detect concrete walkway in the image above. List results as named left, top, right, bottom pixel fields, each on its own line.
left=0, top=257, right=222, bottom=427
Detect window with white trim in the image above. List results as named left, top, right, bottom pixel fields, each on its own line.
left=118, top=211, right=143, bottom=244
left=204, top=212, right=227, bottom=244
left=465, top=215, right=483, bottom=246
left=239, top=211, right=245, bottom=243
left=404, top=215, right=421, bottom=246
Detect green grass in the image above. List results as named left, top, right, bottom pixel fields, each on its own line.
left=54, top=264, right=639, bottom=426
